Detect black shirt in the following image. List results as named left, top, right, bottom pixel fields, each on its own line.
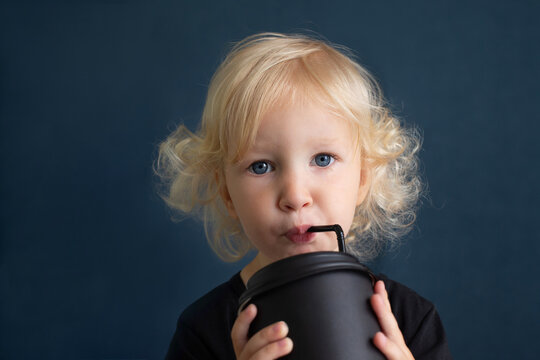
left=165, top=273, right=452, bottom=359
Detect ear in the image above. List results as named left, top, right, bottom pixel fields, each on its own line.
left=216, top=170, right=238, bottom=219
left=356, top=163, right=372, bottom=206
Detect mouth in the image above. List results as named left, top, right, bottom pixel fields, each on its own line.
left=285, top=225, right=316, bottom=244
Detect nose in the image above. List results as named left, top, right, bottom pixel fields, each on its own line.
left=278, top=170, right=313, bottom=212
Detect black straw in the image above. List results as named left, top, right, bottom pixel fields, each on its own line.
left=307, top=224, right=346, bottom=253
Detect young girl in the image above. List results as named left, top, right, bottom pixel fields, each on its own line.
left=157, top=33, right=451, bottom=359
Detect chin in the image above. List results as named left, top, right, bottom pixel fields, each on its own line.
left=286, top=244, right=329, bottom=257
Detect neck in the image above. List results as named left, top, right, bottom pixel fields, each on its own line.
left=240, top=253, right=266, bottom=285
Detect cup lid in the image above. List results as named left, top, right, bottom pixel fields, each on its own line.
left=238, top=251, right=372, bottom=310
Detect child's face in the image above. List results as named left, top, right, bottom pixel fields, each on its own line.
left=222, top=101, right=369, bottom=269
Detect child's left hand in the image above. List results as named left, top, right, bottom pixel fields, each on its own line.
left=370, top=280, right=415, bottom=360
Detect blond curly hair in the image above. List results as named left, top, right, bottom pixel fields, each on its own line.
left=155, top=33, right=422, bottom=262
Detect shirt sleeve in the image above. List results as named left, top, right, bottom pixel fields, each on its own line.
left=164, top=274, right=243, bottom=360
left=406, top=302, right=453, bottom=360
left=381, top=276, right=453, bottom=360
left=165, top=318, right=218, bottom=360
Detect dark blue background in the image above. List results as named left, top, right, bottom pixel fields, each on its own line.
left=2, top=0, right=539, bottom=359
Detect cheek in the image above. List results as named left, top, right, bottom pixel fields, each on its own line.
left=331, top=178, right=362, bottom=232
left=232, top=185, right=269, bottom=215
left=336, top=206, right=357, bottom=235
left=231, top=191, right=271, bottom=234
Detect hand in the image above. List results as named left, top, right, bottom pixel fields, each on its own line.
left=371, top=281, right=415, bottom=360
left=231, top=304, right=293, bottom=359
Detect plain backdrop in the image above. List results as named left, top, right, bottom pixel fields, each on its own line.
left=1, top=0, right=539, bottom=359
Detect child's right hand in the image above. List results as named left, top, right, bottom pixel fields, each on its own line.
left=231, top=304, right=293, bottom=359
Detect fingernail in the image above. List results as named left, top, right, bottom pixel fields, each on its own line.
left=379, top=332, right=387, bottom=345
left=373, top=331, right=387, bottom=346
left=273, top=321, right=288, bottom=335
left=279, top=337, right=292, bottom=349
left=246, top=304, right=256, bottom=315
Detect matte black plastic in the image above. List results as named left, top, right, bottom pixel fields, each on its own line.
left=307, top=224, right=346, bottom=252
left=239, top=251, right=384, bottom=360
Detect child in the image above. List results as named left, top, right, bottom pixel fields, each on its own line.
left=157, top=33, right=452, bottom=359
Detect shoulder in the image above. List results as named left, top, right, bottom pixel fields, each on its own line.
left=377, top=274, right=453, bottom=360
left=165, top=273, right=245, bottom=360
left=180, top=273, right=244, bottom=327
left=378, top=274, right=435, bottom=330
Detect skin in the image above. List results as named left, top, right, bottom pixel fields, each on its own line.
left=222, top=101, right=414, bottom=359
left=371, top=280, right=415, bottom=360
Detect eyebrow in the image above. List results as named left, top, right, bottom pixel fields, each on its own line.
left=312, top=137, right=344, bottom=145
left=246, top=137, right=349, bottom=157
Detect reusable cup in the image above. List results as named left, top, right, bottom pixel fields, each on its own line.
left=238, top=225, right=384, bottom=360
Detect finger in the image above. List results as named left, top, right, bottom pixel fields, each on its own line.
left=241, top=321, right=290, bottom=358
left=250, top=337, right=293, bottom=360
left=231, top=304, right=257, bottom=356
left=373, top=331, right=411, bottom=360
left=371, top=282, right=402, bottom=342
left=371, top=292, right=399, bottom=337
left=371, top=282, right=414, bottom=359
left=373, top=280, right=391, bottom=310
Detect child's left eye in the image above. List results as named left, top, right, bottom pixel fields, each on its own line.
left=248, top=160, right=274, bottom=175
left=312, top=153, right=335, bottom=167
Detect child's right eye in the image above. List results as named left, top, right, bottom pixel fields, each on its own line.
left=248, top=161, right=273, bottom=175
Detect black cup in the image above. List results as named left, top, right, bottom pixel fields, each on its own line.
left=238, top=226, right=384, bottom=359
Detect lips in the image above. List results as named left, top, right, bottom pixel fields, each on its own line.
left=285, top=225, right=316, bottom=244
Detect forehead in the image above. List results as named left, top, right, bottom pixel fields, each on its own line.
left=240, top=100, right=361, bottom=155
left=261, top=99, right=353, bottom=133
left=222, top=57, right=367, bottom=163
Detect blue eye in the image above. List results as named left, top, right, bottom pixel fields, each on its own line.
left=313, top=154, right=334, bottom=167
left=249, top=161, right=273, bottom=175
